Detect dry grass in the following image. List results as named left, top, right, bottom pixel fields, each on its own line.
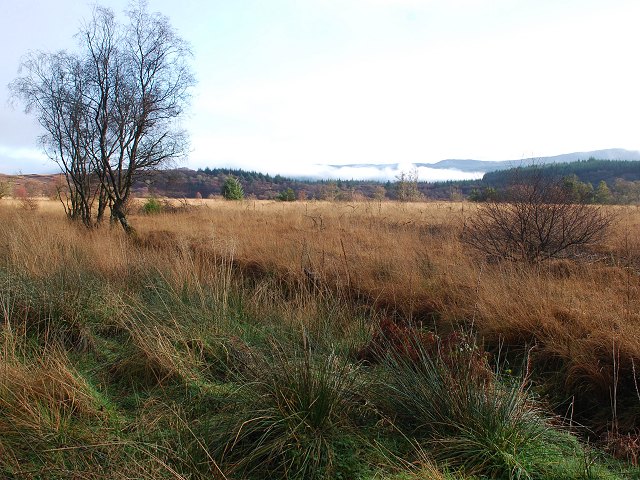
left=3, top=197, right=638, bottom=348
left=0, top=345, right=103, bottom=435
left=1, top=197, right=639, bottom=466
left=131, top=199, right=640, bottom=429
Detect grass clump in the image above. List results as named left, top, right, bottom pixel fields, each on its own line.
left=374, top=331, right=580, bottom=479
left=210, top=338, right=369, bottom=479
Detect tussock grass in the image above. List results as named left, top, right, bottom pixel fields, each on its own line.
left=210, top=340, right=369, bottom=479
left=0, top=199, right=639, bottom=478
left=373, top=334, right=568, bottom=479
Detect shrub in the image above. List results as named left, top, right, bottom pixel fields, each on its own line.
left=221, top=176, right=244, bottom=200
left=374, top=333, right=575, bottom=479
left=142, top=197, right=163, bottom=215
left=462, top=170, right=614, bottom=262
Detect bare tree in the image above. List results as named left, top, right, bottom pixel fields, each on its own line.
left=11, top=52, right=101, bottom=226
left=462, top=170, right=614, bottom=263
left=83, top=4, right=194, bottom=232
left=395, top=168, right=421, bottom=201
left=11, top=2, right=194, bottom=232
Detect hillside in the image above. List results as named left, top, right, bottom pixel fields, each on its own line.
left=482, top=159, right=640, bottom=188
left=331, top=148, right=640, bottom=175
left=2, top=156, right=639, bottom=203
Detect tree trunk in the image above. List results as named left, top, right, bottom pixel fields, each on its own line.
left=96, top=184, right=108, bottom=224
left=111, top=199, right=135, bottom=235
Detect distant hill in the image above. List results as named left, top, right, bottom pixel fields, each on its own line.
left=2, top=150, right=638, bottom=203
left=482, top=158, right=640, bottom=189
left=331, top=148, right=640, bottom=175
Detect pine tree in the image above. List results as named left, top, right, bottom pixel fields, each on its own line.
left=222, top=176, right=244, bottom=200
left=594, top=180, right=612, bottom=204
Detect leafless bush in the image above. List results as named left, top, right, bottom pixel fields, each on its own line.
left=462, top=171, right=614, bottom=263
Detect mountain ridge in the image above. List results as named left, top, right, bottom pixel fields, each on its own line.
left=329, top=148, right=640, bottom=174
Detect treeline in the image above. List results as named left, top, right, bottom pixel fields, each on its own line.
left=128, top=160, right=640, bottom=204
left=7, top=159, right=638, bottom=204
left=126, top=167, right=484, bottom=201
left=199, top=167, right=291, bottom=185
left=130, top=168, right=394, bottom=201
left=478, top=159, right=640, bottom=204
left=483, top=158, right=640, bottom=188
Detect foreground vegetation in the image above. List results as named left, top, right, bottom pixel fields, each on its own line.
left=1, top=198, right=639, bottom=479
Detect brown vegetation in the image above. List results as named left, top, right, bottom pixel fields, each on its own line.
left=122, top=199, right=640, bottom=430
left=462, top=173, right=615, bottom=262
left=0, top=197, right=639, bottom=475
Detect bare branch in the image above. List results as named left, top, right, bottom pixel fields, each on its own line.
left=462, top=169, right=615, bottom=263
left=10, top=3, right=194, bottom=232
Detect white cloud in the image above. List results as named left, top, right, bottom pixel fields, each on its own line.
left=307, top=164, right=484, bottom=181
left=186, top=0, right=640, bottom=175
left=4, top=0, right=640, bottom=176
left=0, top=145, right=53, bottom=174
left=0, top=145, right=47, bottom=162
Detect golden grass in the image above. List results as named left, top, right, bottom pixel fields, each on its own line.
left=0, top=349, right=102, bottom=435
left=0, top=319, right=106, bottom=472
left=1, top=198, right=639, bottom=431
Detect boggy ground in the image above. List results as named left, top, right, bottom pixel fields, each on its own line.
left=0, top=198, right=639, bottom=479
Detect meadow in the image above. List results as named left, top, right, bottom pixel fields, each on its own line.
left=1, top=197, right=639, bottom=479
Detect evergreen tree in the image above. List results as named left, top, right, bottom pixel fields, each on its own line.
left=594, top=180, right=612, bottom=204
left=562, top=174, right=593, bottom=203
left=222, top=176, right=244, bottom=200
left=277, top=188, right=296, bottom=201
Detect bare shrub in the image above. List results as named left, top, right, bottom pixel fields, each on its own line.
left=13, top=185, right=39, bottom=211
left=462, top=170, right=614, bottom=262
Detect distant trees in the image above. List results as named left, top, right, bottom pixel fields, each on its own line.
left=468, top=187, right=498, bottom=202
left=10, top=3, right=194, bottom=232
left=612, top=179, right=640, bottom=204
left=474, top=169, right=640, bottom=206
left=318, top=182, right=339, bottom=201
left=463, top=170, right=614, bottom=263
left=373, top=185, right=387, bottom=201
left=277, top=188, right=296, bottom=202
left=482, top=159, right=640, bottom=205
left=561, top=174, right=593, bottom=203
left=593, top=180, right=612, bottom=204
left=482, top=159, right=640, bottom=191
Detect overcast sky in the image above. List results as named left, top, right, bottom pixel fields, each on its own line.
left=2, top=0, right=640, bottom=179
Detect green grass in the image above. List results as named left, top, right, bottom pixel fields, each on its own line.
left=0, top=251, right=638, bottom=479
left=371, top=333, right=622, bottom=479
left=208, top=339, right=370, bottom=479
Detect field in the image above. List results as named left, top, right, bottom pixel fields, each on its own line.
left=1, top=197, right=639, bottom=479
